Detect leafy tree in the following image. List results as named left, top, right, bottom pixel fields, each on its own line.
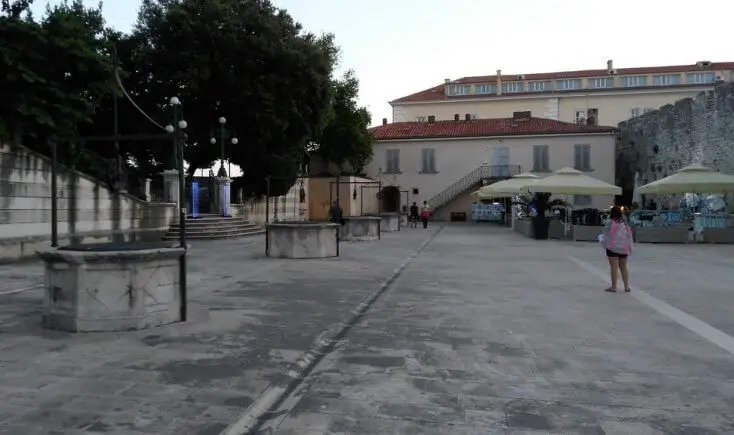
left=314, top=69, right=373, bottom=175
left=130, top=0, right=338, bottom=196
left=0, top=0, right=112, bottom=152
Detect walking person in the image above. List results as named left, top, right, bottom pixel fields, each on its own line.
left=602, top=206, right=633, bottom=293
left=409, top=202, right=419, bottom=228
left=421, top=201, right=431, bottom=229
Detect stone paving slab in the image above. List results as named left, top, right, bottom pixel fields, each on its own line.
left=0, top=228, right=439, bottom=434
left=273, top=225, right=734, bottom=434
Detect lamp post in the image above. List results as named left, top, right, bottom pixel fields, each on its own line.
left=213, top=116, right=227, bottom=177
left=209, top=116, right=237, bottom=217
left=164, top=96, right=189, bottom=321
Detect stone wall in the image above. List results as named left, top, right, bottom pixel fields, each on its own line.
left=617, top=83, right=734, bottom=196
left=231, top=178, right=309, bottom=224
left=0, top=143, right=176, bottom=262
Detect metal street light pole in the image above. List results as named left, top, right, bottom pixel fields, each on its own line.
left=165, top=96, right=188, bottom=322
left=218, top=116, right=226, bottom=177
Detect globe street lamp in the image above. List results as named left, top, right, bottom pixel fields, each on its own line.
left=229, top=137, right=238, bottom=177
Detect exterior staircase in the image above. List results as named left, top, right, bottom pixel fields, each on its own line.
left=163, top=214, right=264, bottom=240
left=428, top=164, right=521, bottom=211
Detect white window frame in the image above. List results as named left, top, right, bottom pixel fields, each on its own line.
left=621, top=76, right=645, bottom=87
left=529, top=81, right=549, bottom=92
left=416, top=116, right=426, bottom=122
left=653, top=74, right=679, bottom=86
left=475, top=84, right=495, bottom=94
left=447, top=84, right=470, bottom=96
left=556, top=79, right=581, bottom=91
left=574, top=110, right=587, bottom=123
left=689, top=72, right=715, bottom=84
left=503, top=82, right=524, bottom=93
left=588, top=77, right=614, bottom=89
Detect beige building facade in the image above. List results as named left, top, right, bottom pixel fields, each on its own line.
left=390, top=60, right=734, bottom=127
left=365, top=115, right=617, bottom=220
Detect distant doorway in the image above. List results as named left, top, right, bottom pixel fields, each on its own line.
left=379, top=185, right=400, bottom=213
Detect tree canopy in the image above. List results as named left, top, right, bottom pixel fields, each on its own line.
left=0, top=0, right=373, bottom=197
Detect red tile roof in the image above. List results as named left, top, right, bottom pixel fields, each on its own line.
left=391, top=62, right=734, bottom=103
left=370, top=117, right=617, bottom=141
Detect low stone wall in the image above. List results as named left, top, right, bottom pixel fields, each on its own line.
left=0, top=143, right=176, bottom=263
left=513, top=219, right=532, bottom=237
left=572, top=225, right=603, bottom=242
left=635, top=227, right=689, bottom=243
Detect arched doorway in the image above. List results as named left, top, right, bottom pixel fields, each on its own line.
left=379, top=186, right=400, bottom=213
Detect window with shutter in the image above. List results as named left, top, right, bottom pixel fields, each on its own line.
left=533, top=145, right=549, bottom=171
left=420, top=148, right=436, bottom=173
left=574, top=144, right=591, bottom=170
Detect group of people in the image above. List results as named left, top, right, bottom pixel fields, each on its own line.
left=409, top=201, right=431, bottom=228
left=327, top=200, right=432, bottom=229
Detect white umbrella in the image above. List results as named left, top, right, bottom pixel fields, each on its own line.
left=528, top=167, right=622, bottom=195
left=637, top=163, right=734, bottom=194
left=479, top=172, right=538, bottom=198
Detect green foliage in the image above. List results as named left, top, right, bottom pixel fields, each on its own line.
left=315, top=69, right=374, bottom=175
left=0, top=0, right=372, bottom=197
left=0, top=0, right=112, bottom=149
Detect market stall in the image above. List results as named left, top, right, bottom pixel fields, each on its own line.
left=527, top=167, right=622, bottom=241
left=637, top=164, right=734, bottom=243
left=479, top=173, right=538, bottom=232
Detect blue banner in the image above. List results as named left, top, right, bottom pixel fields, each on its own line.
left=191, top=181, right=199, bottom=218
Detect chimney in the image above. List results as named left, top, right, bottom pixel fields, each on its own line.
left=606, top=59, right=613, bottom=72
left=454, top=113, right=460, bottom=121
left=512, top=111, right=531, bottom=121
left=465, top=113, right=471, bottom=121
left=444, top=78, right=451, bottom=84
left=382, top=118, right=387, bottom=126
left=496, top=69, right=502, bottom=95
left=427, top=115, right=436, bottom=123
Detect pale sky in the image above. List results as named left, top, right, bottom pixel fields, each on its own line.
left=34, top=0, right=733, bottom=128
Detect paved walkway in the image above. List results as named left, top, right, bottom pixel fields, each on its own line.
left=2, top=224, right=734, bottom=434
left=272, top=225, right=734, bottom=435
left=0, top=228, right=439, bottom=434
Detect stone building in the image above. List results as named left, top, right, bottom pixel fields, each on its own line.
left=616, top=83, right=734, bottom=204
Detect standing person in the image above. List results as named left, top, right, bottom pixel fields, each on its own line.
left=409, top=202, right=419, bottom=228
left=602, top=206, right=633, bottom=293
left=328, top=201, right=344, bottom=226
left=421, top=201, right=431, bottom=229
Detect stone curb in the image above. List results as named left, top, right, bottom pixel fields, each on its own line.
left=220, top=226, right=444, bottom=435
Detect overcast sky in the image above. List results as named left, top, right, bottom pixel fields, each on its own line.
left=33, top=0, right=733, bottom=127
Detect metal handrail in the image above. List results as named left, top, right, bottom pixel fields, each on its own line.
left=428, top=164, right=520, bottom=210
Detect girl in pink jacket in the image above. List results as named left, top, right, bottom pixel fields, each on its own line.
left=603, top=206, right=633, bottom=293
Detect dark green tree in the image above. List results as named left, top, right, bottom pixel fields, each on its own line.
left=0, top=0, right=113, bottom=153
left=315, top=69, right=374, bottom=175
left=131, top=0, right=338, bottom=196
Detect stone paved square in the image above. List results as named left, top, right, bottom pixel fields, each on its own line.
left=268, top=225, right=734, bottom=435
left=2, top=224, right=734, bottom=434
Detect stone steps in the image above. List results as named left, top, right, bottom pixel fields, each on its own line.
left=163, top=214, right=263, bottom=241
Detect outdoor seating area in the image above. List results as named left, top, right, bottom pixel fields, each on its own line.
left=475, top=163, right=734, bottom=244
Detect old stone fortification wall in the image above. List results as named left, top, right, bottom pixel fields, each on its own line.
left=617, top=83, right=734, bottom=193
left=0, top=143, right=176, bottom=262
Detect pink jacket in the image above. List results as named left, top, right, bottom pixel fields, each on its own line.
left=604, top=219, right=633, bottom=255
